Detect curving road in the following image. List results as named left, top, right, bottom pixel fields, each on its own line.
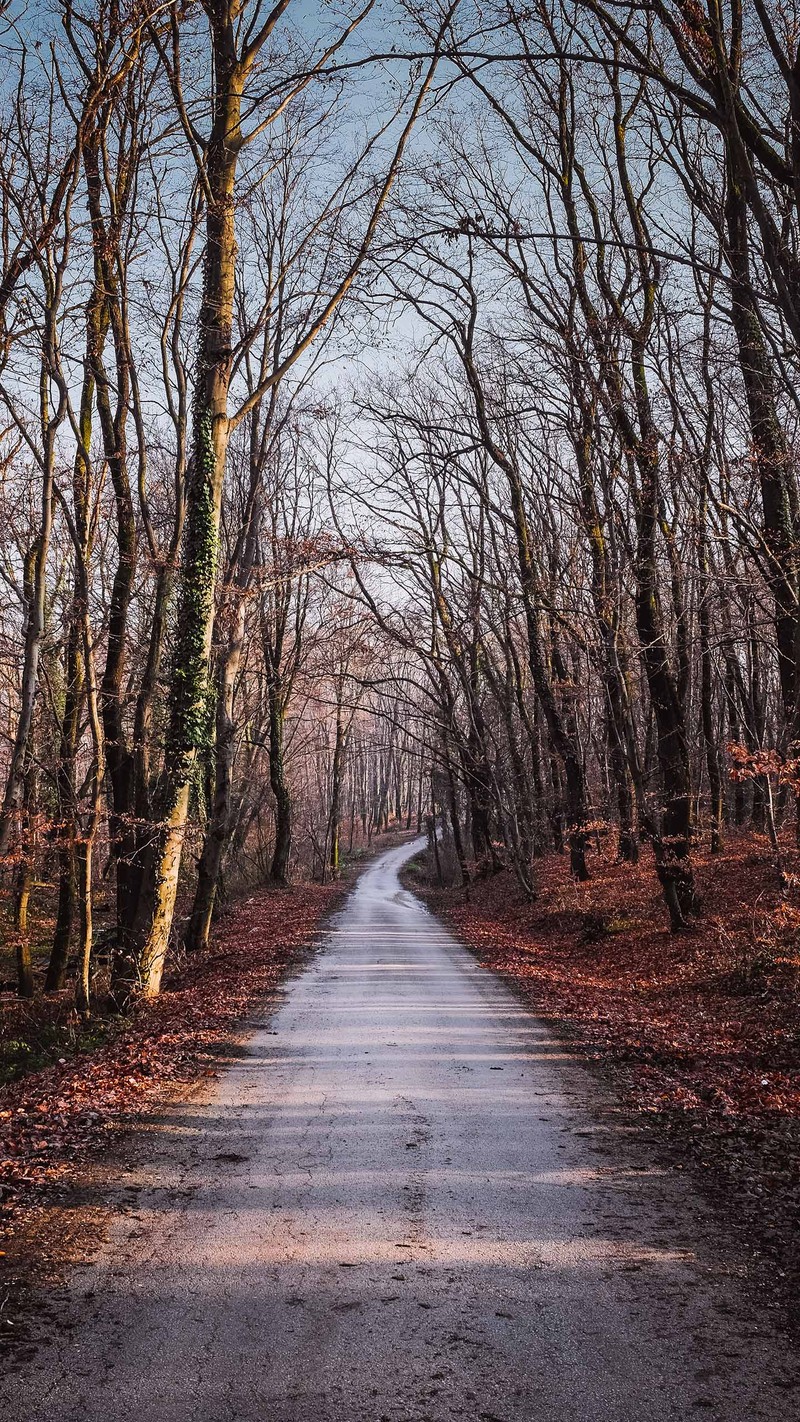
left=2, top=838, right=797, bottom=1420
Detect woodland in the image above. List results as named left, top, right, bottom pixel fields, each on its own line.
left=0, top=0, right=799, bottom=1081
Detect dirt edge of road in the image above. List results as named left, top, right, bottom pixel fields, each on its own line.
left=1, top=832, right=425, bottom=1362
left=0, top=862, right=369, bottom=1360
left=401, top=849, right=800, bottom=1341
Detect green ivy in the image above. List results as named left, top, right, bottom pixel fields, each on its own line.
left=170, top=400, right=220, bottom=776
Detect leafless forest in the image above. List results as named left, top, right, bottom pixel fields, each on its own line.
left=0, top=0, right=798, bottom=1010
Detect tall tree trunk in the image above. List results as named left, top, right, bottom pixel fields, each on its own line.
left=698, top=498, right=724, bottom=852
left=573, top=407, right=639, bottom=861
left=631, top=426, right=696, bottom=928
left=724, top=122, right=799, bottom=746
left=46, top=344, right=95, bottom=992
left=79, top=115, right=143, bottom=960
left=724, top=155, right=800, bottom=841
left=0, top=360, right=59, bottom=856
left=74, top=610, right=105, bottom=1018
left=122, top=38, right=245, bottom=998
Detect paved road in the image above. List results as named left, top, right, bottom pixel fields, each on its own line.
left=2, top=838, right=797, bottom=1420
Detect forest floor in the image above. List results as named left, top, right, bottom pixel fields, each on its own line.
left=404, top=830, right=800, bottom=1330
left=0, top=842, right=403, bottom=1288
left=2, top=835, right=798, bottom=1421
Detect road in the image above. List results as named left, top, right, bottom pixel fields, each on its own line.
left=2, top=837, right=797, bottom=1421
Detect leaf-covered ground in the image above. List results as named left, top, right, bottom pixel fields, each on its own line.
left=0, top=879, right=345, bottom=1253
left=407, top=833, right=800, bottom=1325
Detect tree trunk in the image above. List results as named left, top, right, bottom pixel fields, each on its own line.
left=122, top=43, right=245, bottom=999
left=632, top=427, right=696, bottom=928
left=14, top=851, right=34, bottom=999
left=0, top=407, right=57, bottom=857
left=74, top=836, right=94, bottom=1018
left=328, top=699, right=348, bottom=878
left=726, top=148, right=799, bottom=743
left=46, top=615, right=84, bottom=991
left=573, top=410, right=639, bottom=861
left=698, top=501, right=724, bottom=852
left=510, top=472, right=589, bottom=877
left=268, top=681, right=292, bottom=886
left=186, top=594, right=247, bottom=952
left=439, top=748, right=467, bottom=886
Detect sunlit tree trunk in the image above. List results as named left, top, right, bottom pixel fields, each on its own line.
left=13, top=773, right=36, bottom=1000
left=186, top=592, right=247, bottom=951
left=124, top=19, right=245, bottom=998
left=46, top=320, right=96, bottom=991
left=46, top=621, right=83, bottom=991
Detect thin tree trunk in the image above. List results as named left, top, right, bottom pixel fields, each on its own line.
left=328, top=698, right=348, bottom=878
left=0, top=371, right=59, bottom=857
left=46, top=618, right=83, bottom=991
left=443, top=747, right=469, bottom=886
left=726, top=153, right=799, bottom=743
left=698, top=500, right=724, bottom=853
left=186, top=593, right=247, bottom=951
left=268, top=683, right=292, bottom=886
left=14, top=839, right=35, bottom=999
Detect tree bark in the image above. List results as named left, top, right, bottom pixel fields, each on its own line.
left=269, top=683, right=292, bottom=886
left=328, top=697, right=348, bottom=878
left=725, top=160, right=800, bottom=742
left=186, top=592, right=247, bottom=951
left=46, top=620, right=83, bottom=991
left=123, top=22, right=245, bottom=998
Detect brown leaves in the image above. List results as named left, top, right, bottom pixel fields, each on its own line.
left=425, top=838, right=800, bottom=1126
left=418, top=834, right=800, bottom=1309
left=0, top=879, right=344, bottom=1240
left=728, top=741, right=800, bottom=789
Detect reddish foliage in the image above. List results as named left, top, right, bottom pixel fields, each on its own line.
left=0, top=881, right=344, bottom=1242
left=728, top=740, right=800, bottom=789
left=426, top=837, right=800, bottom=1117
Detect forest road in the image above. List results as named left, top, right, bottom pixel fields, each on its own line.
left=2, top=837, right=798, bottom=1421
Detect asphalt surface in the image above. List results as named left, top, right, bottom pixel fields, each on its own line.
left=2, top=837, right=798, bottom=1420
